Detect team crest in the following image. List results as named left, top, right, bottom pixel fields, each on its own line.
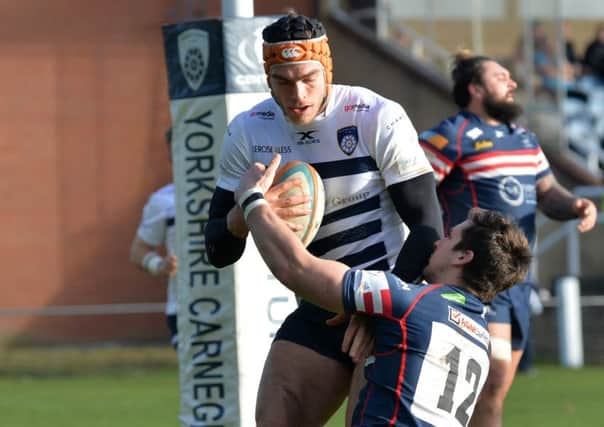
left=337, top=126, right=359, bottom=155
left=178, top=29, right=209, bottom=91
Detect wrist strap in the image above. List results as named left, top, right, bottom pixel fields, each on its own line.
left=237, top=186, right=265, bottom=207
left=142, top=251, right=163, bottom=276
left=238, top=186, right=267, bottom=222
left=243, top=197, right=267, bottom=221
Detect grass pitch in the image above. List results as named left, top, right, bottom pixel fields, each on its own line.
left=1, top=347, right=603, bottom=427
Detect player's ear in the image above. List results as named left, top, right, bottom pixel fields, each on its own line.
left=453, top=249, right=474, bottom=266
left=469, top=82, right=483, bottom=99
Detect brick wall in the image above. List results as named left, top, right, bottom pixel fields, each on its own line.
left=0, top=0, right=316, bottom=344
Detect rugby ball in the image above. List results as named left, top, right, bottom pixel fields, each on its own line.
left=273, top=161, right=325, bottom=247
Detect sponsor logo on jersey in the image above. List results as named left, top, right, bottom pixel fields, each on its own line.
left=178, top=29, right=209, bottom=91
left=344, top=103, right=370, bottom=112
left=498, top=176, right=524, bottom=206
left=250, top=110, right=275, bottom=120
left=295, top=130, right=320, bottom=145
left=337, top=126, right=359, bottom=155
left=252, top=145, right=292, bottom=153
left=328, top=191, right=370, bottom=208
left=386, top=114, right=404, bottom=130
left=520, top=136, right=533, bottom=148
left=474, top=140, right=494, bottom=151
left=441, top=292, right=466, bottom=304
left=495, top=130, right=504, bottom=138
left=425, top=133, right=448, bottom=150
left=466, top=127, right=483, bottom=140
left=448, top=306, right=489, bottom=347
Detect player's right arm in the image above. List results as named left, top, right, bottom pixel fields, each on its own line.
left=237, top=154, right=349, bottom=313
left=206, top=187, right=249, bottom=268
left=206, top=118, right=254, bottom=268
left=206, top=117, right=312, bottom=268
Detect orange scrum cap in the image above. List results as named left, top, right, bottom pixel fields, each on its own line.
left=262, top=35, right=333, bottom=87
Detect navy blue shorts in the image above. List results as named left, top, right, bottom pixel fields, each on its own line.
left=274, top=300, right=355, bottom=370
left=485, top=282, right=532, bottom=351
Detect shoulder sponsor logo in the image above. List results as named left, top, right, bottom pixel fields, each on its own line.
left=386, top=114, right=404, bottom=130
left=441, top=292, right=466, bottom=304
left=250, top=110, right=275, bottom=120
left=474, top=140, right=494, bottom=151
left=448, top=306, right=489, bottom=347
left=344, top=103, right=371, bottom=112
left=337, top=125, right=359, bottom=155
left=281, top=47, right=302, bottom=59
left=178, top=29, right=209, bottom=91
left=466, top=127, right=483, bottom=140
left=425, top=134, right=448, bottom=150
left=252, top=145, right=292, bottom=153
left=498, top=176, right=524, bottom=207
left=296, top=130, right=320, bottom=145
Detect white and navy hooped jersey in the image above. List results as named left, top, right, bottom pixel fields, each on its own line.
left=342, top=270, right=490, bottom=427
left=217, top=84, right=433, bottom=270
left=419, top=111, right=551, bottom=246
left=136, top=183, right=177, bottom=315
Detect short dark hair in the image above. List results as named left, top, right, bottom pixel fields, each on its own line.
left=262, top=13, right=326, bottom=43
left=451, top=50, right=491, bottom=108
left=454, top=208, right=532, bottom=302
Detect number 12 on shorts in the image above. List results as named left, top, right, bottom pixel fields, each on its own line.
left=411, top=322, right=490, bottom=427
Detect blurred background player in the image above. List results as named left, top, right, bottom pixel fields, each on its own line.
left=232, top=153, right=532, bottom=427
left=205, top=13, right=443, bottom=426
left=419, top=51, right=597, bottom=427
left=129, top=128, right=179, bottom=348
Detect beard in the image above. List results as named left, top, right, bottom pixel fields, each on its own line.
left=482, top=93, right=523, bottom=123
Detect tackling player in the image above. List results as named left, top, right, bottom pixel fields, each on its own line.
left=205, top=13, right=443, bottom=426
left=233, top=153, right=532, bottom=427
left=419, top=51, right=597, bottom=426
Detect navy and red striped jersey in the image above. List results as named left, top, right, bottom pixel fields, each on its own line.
left=342, top=269, right=489, bottom=427
left=419, top=111, right=551, bottom=246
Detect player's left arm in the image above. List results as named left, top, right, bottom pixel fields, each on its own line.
left=389, top=173, right=444, bottom=281
left=537, top=173, right=597, bottom=232
left=237, top=154, right=349, bottom=313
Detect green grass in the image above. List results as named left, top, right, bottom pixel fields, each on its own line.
left=1, top=348, right=603, bottom=427
left=0, top=346, right=180, bottom=427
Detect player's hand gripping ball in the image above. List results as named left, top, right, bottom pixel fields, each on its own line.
left=273, top=161, right=325, bottom=247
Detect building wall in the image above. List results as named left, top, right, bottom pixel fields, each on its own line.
left=0, top=0, right=316, bottom=345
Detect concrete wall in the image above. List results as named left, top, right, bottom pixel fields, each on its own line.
left=324, top=11, right=457, bottom=132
